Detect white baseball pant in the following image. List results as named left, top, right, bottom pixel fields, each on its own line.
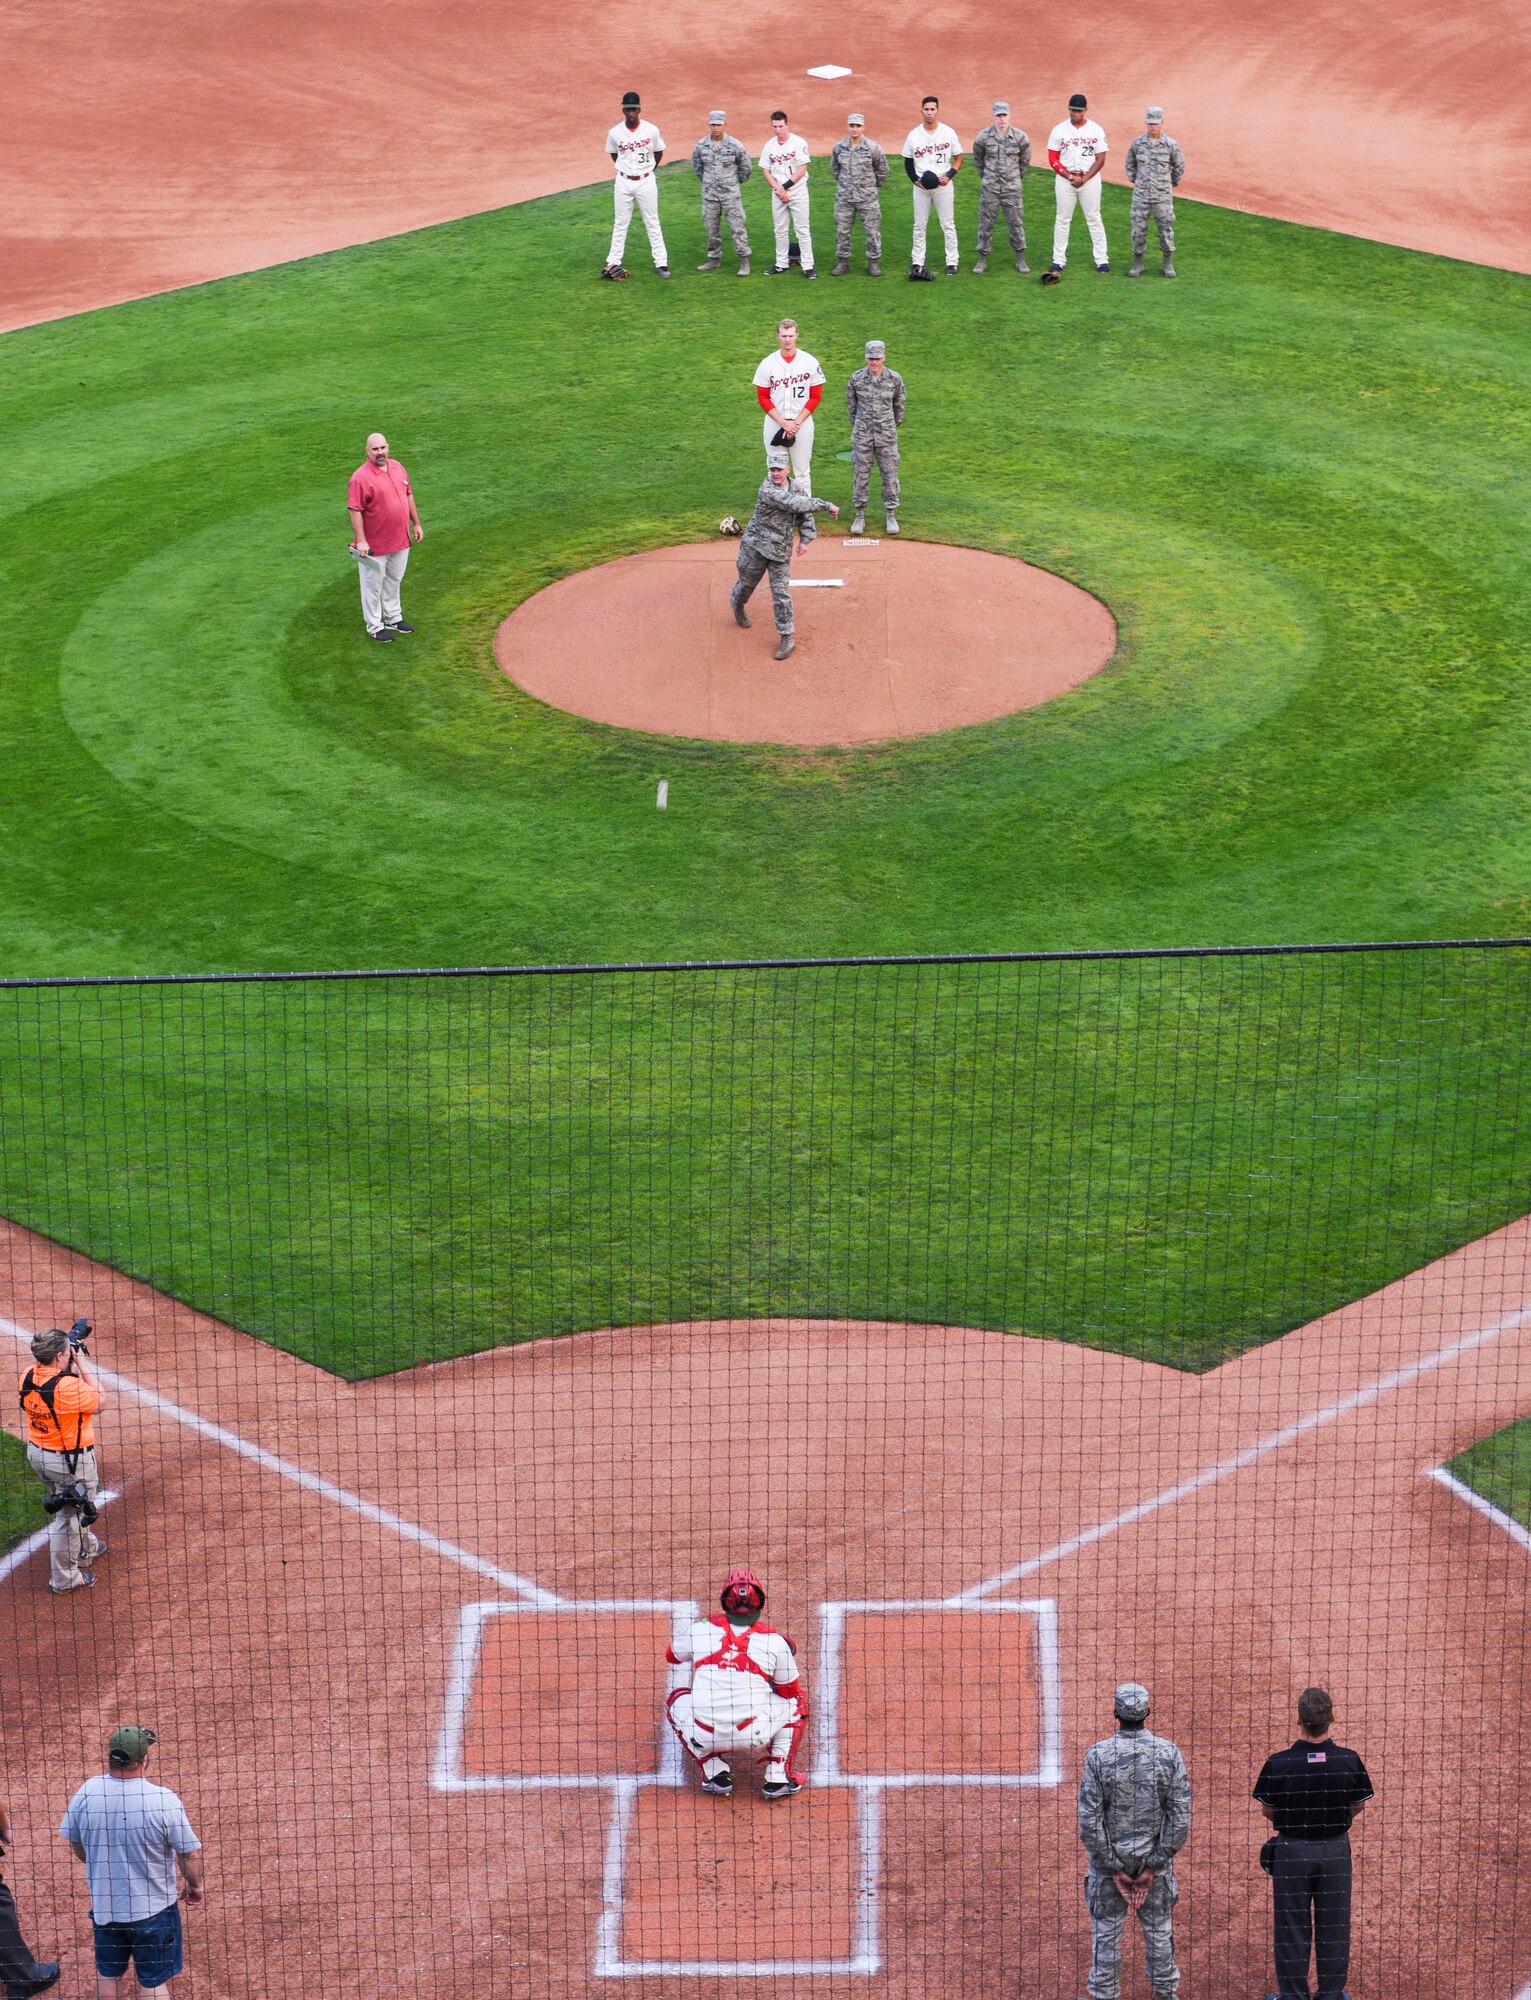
left=1052, top=174, right=1108, bottom=266
left=770, top=181, right=814, bottom=271
left=608, top=173, right=668, bottom=268
left=911, top=182, right=958, bottom=268
left=762, top=411, right=814, bottom=491
left=358, top=546, right=409, bottom=633
left=668, top=1686, right=800, bottom=1783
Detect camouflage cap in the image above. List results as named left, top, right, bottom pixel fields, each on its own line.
left=1113, top=1682, right=1151, bottom=1722
left=108, top=1724, right=158, bottom=1762
left=1145, top=106, right=1165, bottom=123
left=847, top=112, right=865, bottom=126
left=765, top=446, right=791, bottom=470
left=992, top=101, right=1010, bottom=114
left=709, top=110, right=727, bottom=124
left=865, top=340, right=886, bottom=358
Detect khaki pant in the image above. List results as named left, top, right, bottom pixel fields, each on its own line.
left=27, top=1443, right=101, bottom=1590
left=357, top=545, right=408, bottom=634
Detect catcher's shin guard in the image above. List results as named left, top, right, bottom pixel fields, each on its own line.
left=666, top=1688, right=713, bottom=1776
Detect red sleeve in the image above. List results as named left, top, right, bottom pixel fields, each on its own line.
left=346, top=471, right=367, bottom=509
left=772, top=1676, right=802, bottom=1700
left=804, top=384, right=823, bottom=414
left=1048, top=149, right=1064, bottom=171
left=665, top=1646, right=681, bottom=1664
left=756, top=386, right=775, bottom=412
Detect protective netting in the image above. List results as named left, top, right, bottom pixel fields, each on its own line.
left=1, top=942, right=1528, bottom=1998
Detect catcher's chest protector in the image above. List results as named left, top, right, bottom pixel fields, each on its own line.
left=697, top=1616, right=778, bottom=1680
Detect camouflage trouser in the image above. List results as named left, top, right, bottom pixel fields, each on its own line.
left=834, top=191, right=882, bottom=262
left=733, top=541, right=795, bottom=635
left=1130, top=190, right=1175, bottom=254
left=850, top=432, right=899, bottom=510
left=703, top=187, right=750, bottom=260
left=977, top=182, right=1026, bottom=255
left=1084, top=1867, right=1180, bottom=1999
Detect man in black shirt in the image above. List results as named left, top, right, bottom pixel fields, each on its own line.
left=1253, top=1686, right=1374, bottom=2000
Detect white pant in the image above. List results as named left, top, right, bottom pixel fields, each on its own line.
left=608, top=173, right=667, bottom=268
left=911, top=181, right=958, bottom=269
left=358, top=546, right=408, bottom=633
left=1053, top=174, right=1108, bottom=266
left=668, top=1686, right=799, bottom=1782
left=770, top=181, right=814, bottom=270
left=762, top=411, right=814, bottom=490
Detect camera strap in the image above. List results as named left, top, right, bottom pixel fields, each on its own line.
left=19, top=1367, right=83, bottom=1474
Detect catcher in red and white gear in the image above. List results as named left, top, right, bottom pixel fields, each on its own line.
left=666, top=1568, right=809, bottom=1800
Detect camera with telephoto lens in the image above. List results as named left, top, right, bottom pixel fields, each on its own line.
left=42, top=1479, right=99, bottom=1527
left=67, top=1316, right=92, bottom=1352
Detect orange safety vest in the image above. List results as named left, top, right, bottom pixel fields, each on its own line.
left=18, top=1363, right=97, bottom=1455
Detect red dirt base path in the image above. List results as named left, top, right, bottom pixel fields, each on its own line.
left=1, top=1215, right=1529, bottom=1993
left=495, top=539, right=1118, bottom=745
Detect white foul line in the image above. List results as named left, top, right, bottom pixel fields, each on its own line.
left=1429, top=1465, right=1531, bottom=1556
left=0, top=1489, right=118, bottom=1584
left=956, top=1300, right=1531, bottom=1602
left=0, top=1314, right=560, bottom=1607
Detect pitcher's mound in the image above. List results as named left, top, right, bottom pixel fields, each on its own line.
left=495, top=538, right=1117, bottom=746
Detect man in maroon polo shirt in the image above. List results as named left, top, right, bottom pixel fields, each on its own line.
left=347, top=432, right=424, bottom=642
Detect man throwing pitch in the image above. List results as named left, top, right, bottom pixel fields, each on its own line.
left=753, top=318, right=824, bottom=490
left=1045, top=93, right=1110, bottom=278
left=902, top=96, right=963, bottom=278
left=728, top=448, right=839, bottom=662
left=603, top=91, right=670, bottom=280
left=666, top=1569, right=810, bottom=1797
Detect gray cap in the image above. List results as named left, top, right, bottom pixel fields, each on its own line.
left=765, top=446, right=791, bottom=470
left=847, top=112, right=865, bottom=126
left=865, top=340, right=886, bottom=358
left=1145, top=105, right=1165, bottom=123
left=992, top=100, right=1010, bottom=114
left=709, top=110, right=726, bottom=124
left=1113, top=1682, right=1151, bottom=1722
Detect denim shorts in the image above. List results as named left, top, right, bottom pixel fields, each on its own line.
left=93, top=1901, right=183, bottom=1988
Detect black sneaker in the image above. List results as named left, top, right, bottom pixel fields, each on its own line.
left=657, top=266, right=672, bottom=278
left=370, top=629, right=395, bottom=642
left=946, top=263, right=958, bottom=276
left=701, top=1770, right=734, bottom=1796
left=21, top=1968, right=61, bottom=1996
left=1096, top=261, right=1110, bottom=273
left=762, top=1776, right=804, bottom=1801
left=803, top=267, right=818, bottom=279
left=386, top=622, right=415, bottom=634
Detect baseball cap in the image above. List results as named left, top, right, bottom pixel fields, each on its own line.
left=108, top=1725, right=158, bottom=1763
left=621, top=90, right=640, bottom=109
left=1145, top=105, right=1165, bottom=122
left=765, top=446, right=791, bottom=470
left=1069, top=93, right=1088, bottom=110
left=865, top=340, right=886, bottom=358
left=709, top=109, right=726, bottom=123
left=847, top=112, right=865, bottom=126
left=992, top=100, right=1010, bottom=114
left=1113, top=1682, right=1151, bottom=1722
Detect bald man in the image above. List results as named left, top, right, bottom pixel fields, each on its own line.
left=347, top=433, right=423, bottom=642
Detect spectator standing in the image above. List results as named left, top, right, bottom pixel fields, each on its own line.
left=1076, top=1682, right=1192, bottom=2000
left=18, top=1328, right=103, bottom=1594
left=0, top=1798, right=60, bottom=1997
left=1254, top=1686, right=1373, bottom=2000
left=60, top=1729, right=204, bottom=1999
left=347, top=432, right=423, bottom=644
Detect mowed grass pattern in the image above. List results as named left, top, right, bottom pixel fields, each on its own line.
left=0, top=174, right=1528, bottom=1374
left=1451, top=1416, right=1531, bottom=1532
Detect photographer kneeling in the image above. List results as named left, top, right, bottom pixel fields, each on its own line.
left=19, top=1325, right=103, bottom=1595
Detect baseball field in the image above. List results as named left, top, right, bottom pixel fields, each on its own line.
left=2, top=13, right=1530, bottom=1998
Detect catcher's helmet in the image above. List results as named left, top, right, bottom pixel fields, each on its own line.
left=721, top=1567, right=766, bottom=1616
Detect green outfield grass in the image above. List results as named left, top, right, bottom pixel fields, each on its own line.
left=0, top=170, right=1527, bottom=1375
left=1451, top=1415, right=1531, bottom=1531
left=0, top=1432, right=39, bottom=1560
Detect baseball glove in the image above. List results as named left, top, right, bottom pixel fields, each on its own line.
left=770, top=426, right=791, bottom=446
left=718, top=515, right=743, bottom=537
left=600, top=264, right=630, bottom=281
left=1040, top=268, right=1062, bottom=285
left=919, top=169, right=940, bottom=189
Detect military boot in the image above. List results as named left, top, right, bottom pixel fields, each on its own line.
left=1162, top=255, right=1177, bottom=278
left=972, top=254, right=988, bottom=274
left=831, top=258, right=851, bottom=275
left=731, top=591, right=750, bottom=629
left=867, top=259, right=882, bottom=276
left=850, top=512, right=866, bottom=535
left=1128, top=253, right=1145, bottom=277
left=696, top=256, right=721, bottom=271
left=774, top=634, right=796, bottom=661
left=737, top=259, right=751, bottom=276
left=1015, top=255, right=1029, bottom=273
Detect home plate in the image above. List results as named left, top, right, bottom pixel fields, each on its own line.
left=807, top=64, right=853, bottom=79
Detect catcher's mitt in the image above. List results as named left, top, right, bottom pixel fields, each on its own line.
left=919, top=169, right=940, bottom=189
left=718, top=515, right=744, bottom=537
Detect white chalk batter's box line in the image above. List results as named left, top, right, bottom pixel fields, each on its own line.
left=432, top=1595, right=1060, bottom=1977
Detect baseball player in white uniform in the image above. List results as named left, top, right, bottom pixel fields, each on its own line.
left=1044, top=93, right=1109, bottom=277
left=666, top=1569, right=808, bottom=1799
left=753, top=319, right=824, bottom=489
left=604, top=91, right=670, bottom=279
left=760, top=110, right=816, bottom=277
left=901, top=96, right=963, bottom=278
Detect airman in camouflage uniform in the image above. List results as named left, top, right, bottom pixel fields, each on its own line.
left=691, top=112, right=754, bottom=273
left=971, top=101, right=1031, bottom=273
left=1076, top=1683, right=1192, bottom=2000
left=828, top=114, right=889, bottom=275
left=845, top=340, right=905, bottom=535
left=731, top=446, right=839, bottom=659
left=1123, top=109, right=1185, bottom=277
